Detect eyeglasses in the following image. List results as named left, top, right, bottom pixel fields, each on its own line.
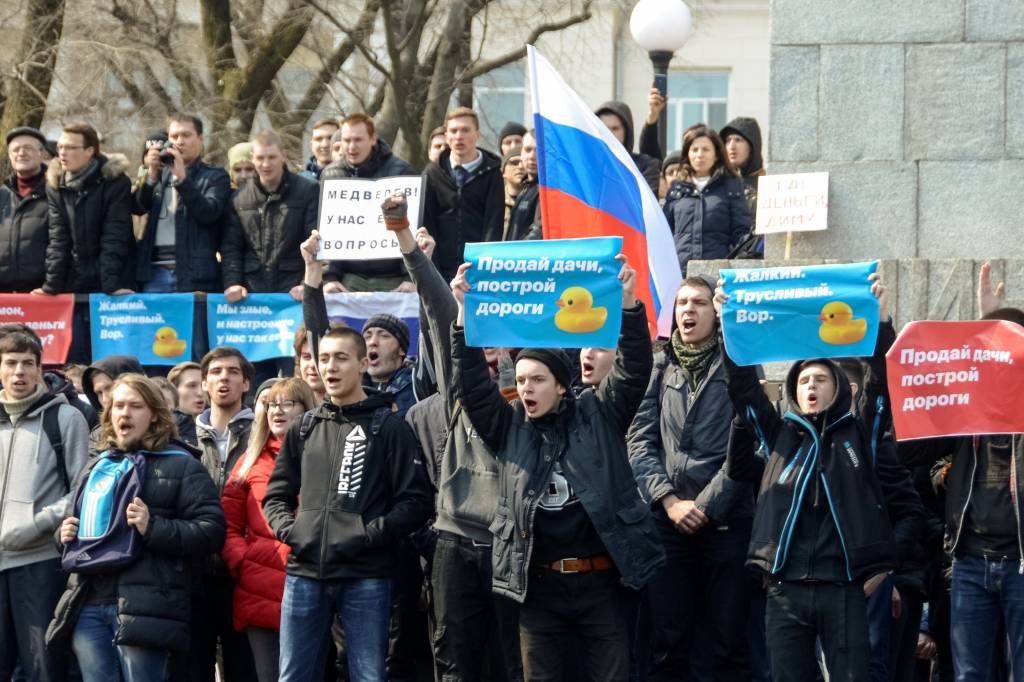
left=266, top=400, right=298, bottom=411
left=56, top=144, right=84, bottom=152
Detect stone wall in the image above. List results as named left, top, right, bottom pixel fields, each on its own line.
left=762, top=0, right=1024, bottom=265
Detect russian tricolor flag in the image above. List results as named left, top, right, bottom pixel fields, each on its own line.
left=528, top=45, right=681, bottom=338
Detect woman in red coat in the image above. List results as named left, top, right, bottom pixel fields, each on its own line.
left=222, top=377, right=316, bottom=682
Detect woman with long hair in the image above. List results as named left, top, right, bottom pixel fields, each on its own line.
left=221, top=378, right=317, bottom=682
left=51, top=374, right=225, bottom=681
left=664, top=124, right=752, bottom=275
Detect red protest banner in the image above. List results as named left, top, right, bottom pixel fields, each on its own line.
left=0, top=294, right=75, bottom=365
left=886, top=320, right=1024, bottom=441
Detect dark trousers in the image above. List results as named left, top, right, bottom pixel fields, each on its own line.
left=431, top=532, right=523, bottom=682
left=0, top=558, right=69, bottom=682
left=765, top=580, right=870, bottom=682
left=387, top=538, right=432, bottom=681
left=519, top=567, right=632, bottom=682
left=646, top=515, right=752, bottom=682
left=189, top=573, right=257, bottom=682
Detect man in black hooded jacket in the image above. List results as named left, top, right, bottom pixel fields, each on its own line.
left=594, top=101, right=660, bottom=195
left=716, top=274, right=923, bottom=682
left=719, top=117, right=764, bottom=221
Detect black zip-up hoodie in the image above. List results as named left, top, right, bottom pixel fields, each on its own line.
left=725, top=354, right=923, bottom=581
left=262, top=389, right=433, bottom=580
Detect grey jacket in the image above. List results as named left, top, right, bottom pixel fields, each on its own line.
left=628, top=347, right=753, bottom=522
left=402, top=246, right=498, bottom=543
left=0, top=392, right=90, bottom=570
left=451, top=304, right=664, bottom=602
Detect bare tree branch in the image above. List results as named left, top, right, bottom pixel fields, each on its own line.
left=463, top=0, right=594, bottom=80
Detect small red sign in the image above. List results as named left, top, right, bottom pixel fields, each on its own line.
left=886, top=320, right=1024, bottom=440
left=0, top=294, right=75, bottom=365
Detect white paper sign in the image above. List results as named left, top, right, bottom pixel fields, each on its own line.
left=317, top=175, right=424, bottom=260
left=755, top=172, right=829, bottom=234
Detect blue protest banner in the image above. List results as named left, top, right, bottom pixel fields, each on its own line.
left=90, top=294, right=195, bottom=365
left=325, top=292, right=420, bottom=358
left=463, top=237, right=623, bottom=349
left=206, top=294, right=303, bottom=362
left=721, top=261, right=880, bottom=366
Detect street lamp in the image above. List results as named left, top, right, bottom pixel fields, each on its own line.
left=629, top=0, right=694, bottom=156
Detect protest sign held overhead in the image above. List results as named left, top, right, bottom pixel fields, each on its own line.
left=90, top=294, right=194, bottom=365
left=755, top=172, right=829, bottom=235
left=325, top=292, right=420, bottom=358
left=464, top=237, right=623, bottom=349
left=0, top=293, right=75, bottom=364
left=721, top=261, right=880, bottom=366
left=886, top=320, right=1024, bottom=441
left=317, top=176, right=424, bottom=261
left=207, top=294, right=303, bottom=362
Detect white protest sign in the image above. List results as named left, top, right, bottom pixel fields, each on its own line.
left=754, top=172, right=829, bottom=235
left=317, top=175, right=424, bottom=260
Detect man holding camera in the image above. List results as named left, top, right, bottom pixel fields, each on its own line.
left=133, top=113, right=231, bottom=293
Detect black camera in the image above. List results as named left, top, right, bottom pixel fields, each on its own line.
left=158, top=140, right=177, bottom=165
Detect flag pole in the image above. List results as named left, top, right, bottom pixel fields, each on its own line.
left=783, top=232, right=793, bottom=260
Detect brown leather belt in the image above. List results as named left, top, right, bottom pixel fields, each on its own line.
left=541, top=553, right=613, bottom=574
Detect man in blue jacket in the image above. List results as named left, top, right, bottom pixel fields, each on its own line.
left=134, top=113, right=231, bottom=293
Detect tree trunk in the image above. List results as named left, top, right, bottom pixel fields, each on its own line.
left=0, top=0, right=67, bottom=131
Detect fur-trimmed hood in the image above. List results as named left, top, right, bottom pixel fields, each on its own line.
left=47, top=153, right=130, bottom=189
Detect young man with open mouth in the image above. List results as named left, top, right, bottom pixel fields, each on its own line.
left=448, top=253, right=664, bottom=681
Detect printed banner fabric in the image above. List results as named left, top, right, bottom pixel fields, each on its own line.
left=207, top=294, right=303, bottom=362
left=0, top=294, right=74, bottom=364
left=90, top=294, right=194, bottom=366
left=463, top=237, right=623, bottom=349
left=721, top=261, right=880, bottom=366
left=886, top=320, right=1024, bottom=440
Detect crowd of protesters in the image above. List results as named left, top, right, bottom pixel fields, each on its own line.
left=0, top=89, right=1014, bottom=682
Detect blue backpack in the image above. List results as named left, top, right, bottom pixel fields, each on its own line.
left=61, top=451, right=147, bottom=575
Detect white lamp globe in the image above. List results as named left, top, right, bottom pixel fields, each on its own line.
left=629, top=0, right=694, bottom=53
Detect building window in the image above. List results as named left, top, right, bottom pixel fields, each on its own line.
left=666, top=71, right=729, bottom=152
left=473, top=62, right=527, bottom=151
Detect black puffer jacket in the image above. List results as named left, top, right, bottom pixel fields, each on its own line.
left=664, top=168, right=751, bottom=275
left=133, top=160, right=231, bottom=291
left=263, top=390, right=433, bottom=580
left=594, top=100, right=660, bottom=195
left=628, top=344, right=753, bottom=522
left=451, top=303, right=664, bottom=602
left=43, top=155, right=135, bottom=294
left=47, top=440, right=225, bottom=652
left=421, top=149, right=504, bottom=279
left=726, top=355, right=923, bottom=581
left=221, top=168, right=319, bottom=292
left=0, top=170, right=49, bottom=291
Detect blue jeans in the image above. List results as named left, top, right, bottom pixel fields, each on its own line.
left=72, top=604, right=168, bottom=682
left=951, top=554, right=1024, bottom=681
left=141, top=266, right=177, bottom=293
left=279, top=574, right=392, bottom=682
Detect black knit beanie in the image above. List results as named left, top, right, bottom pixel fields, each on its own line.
left=498, top=121, right=528, bottom=146
left=362, top=314, right=410, bottom=355
left=515, top=348, right=573, bottom=390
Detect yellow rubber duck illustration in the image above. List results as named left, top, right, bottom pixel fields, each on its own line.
left=555, top=286, right=608, bottom=334
left=152, top=327, right=187, bottom=358
left=818, top=301, right=867, bottom=345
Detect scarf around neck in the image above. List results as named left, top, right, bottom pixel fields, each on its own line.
left=671, top=330, right=719, bottom=386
